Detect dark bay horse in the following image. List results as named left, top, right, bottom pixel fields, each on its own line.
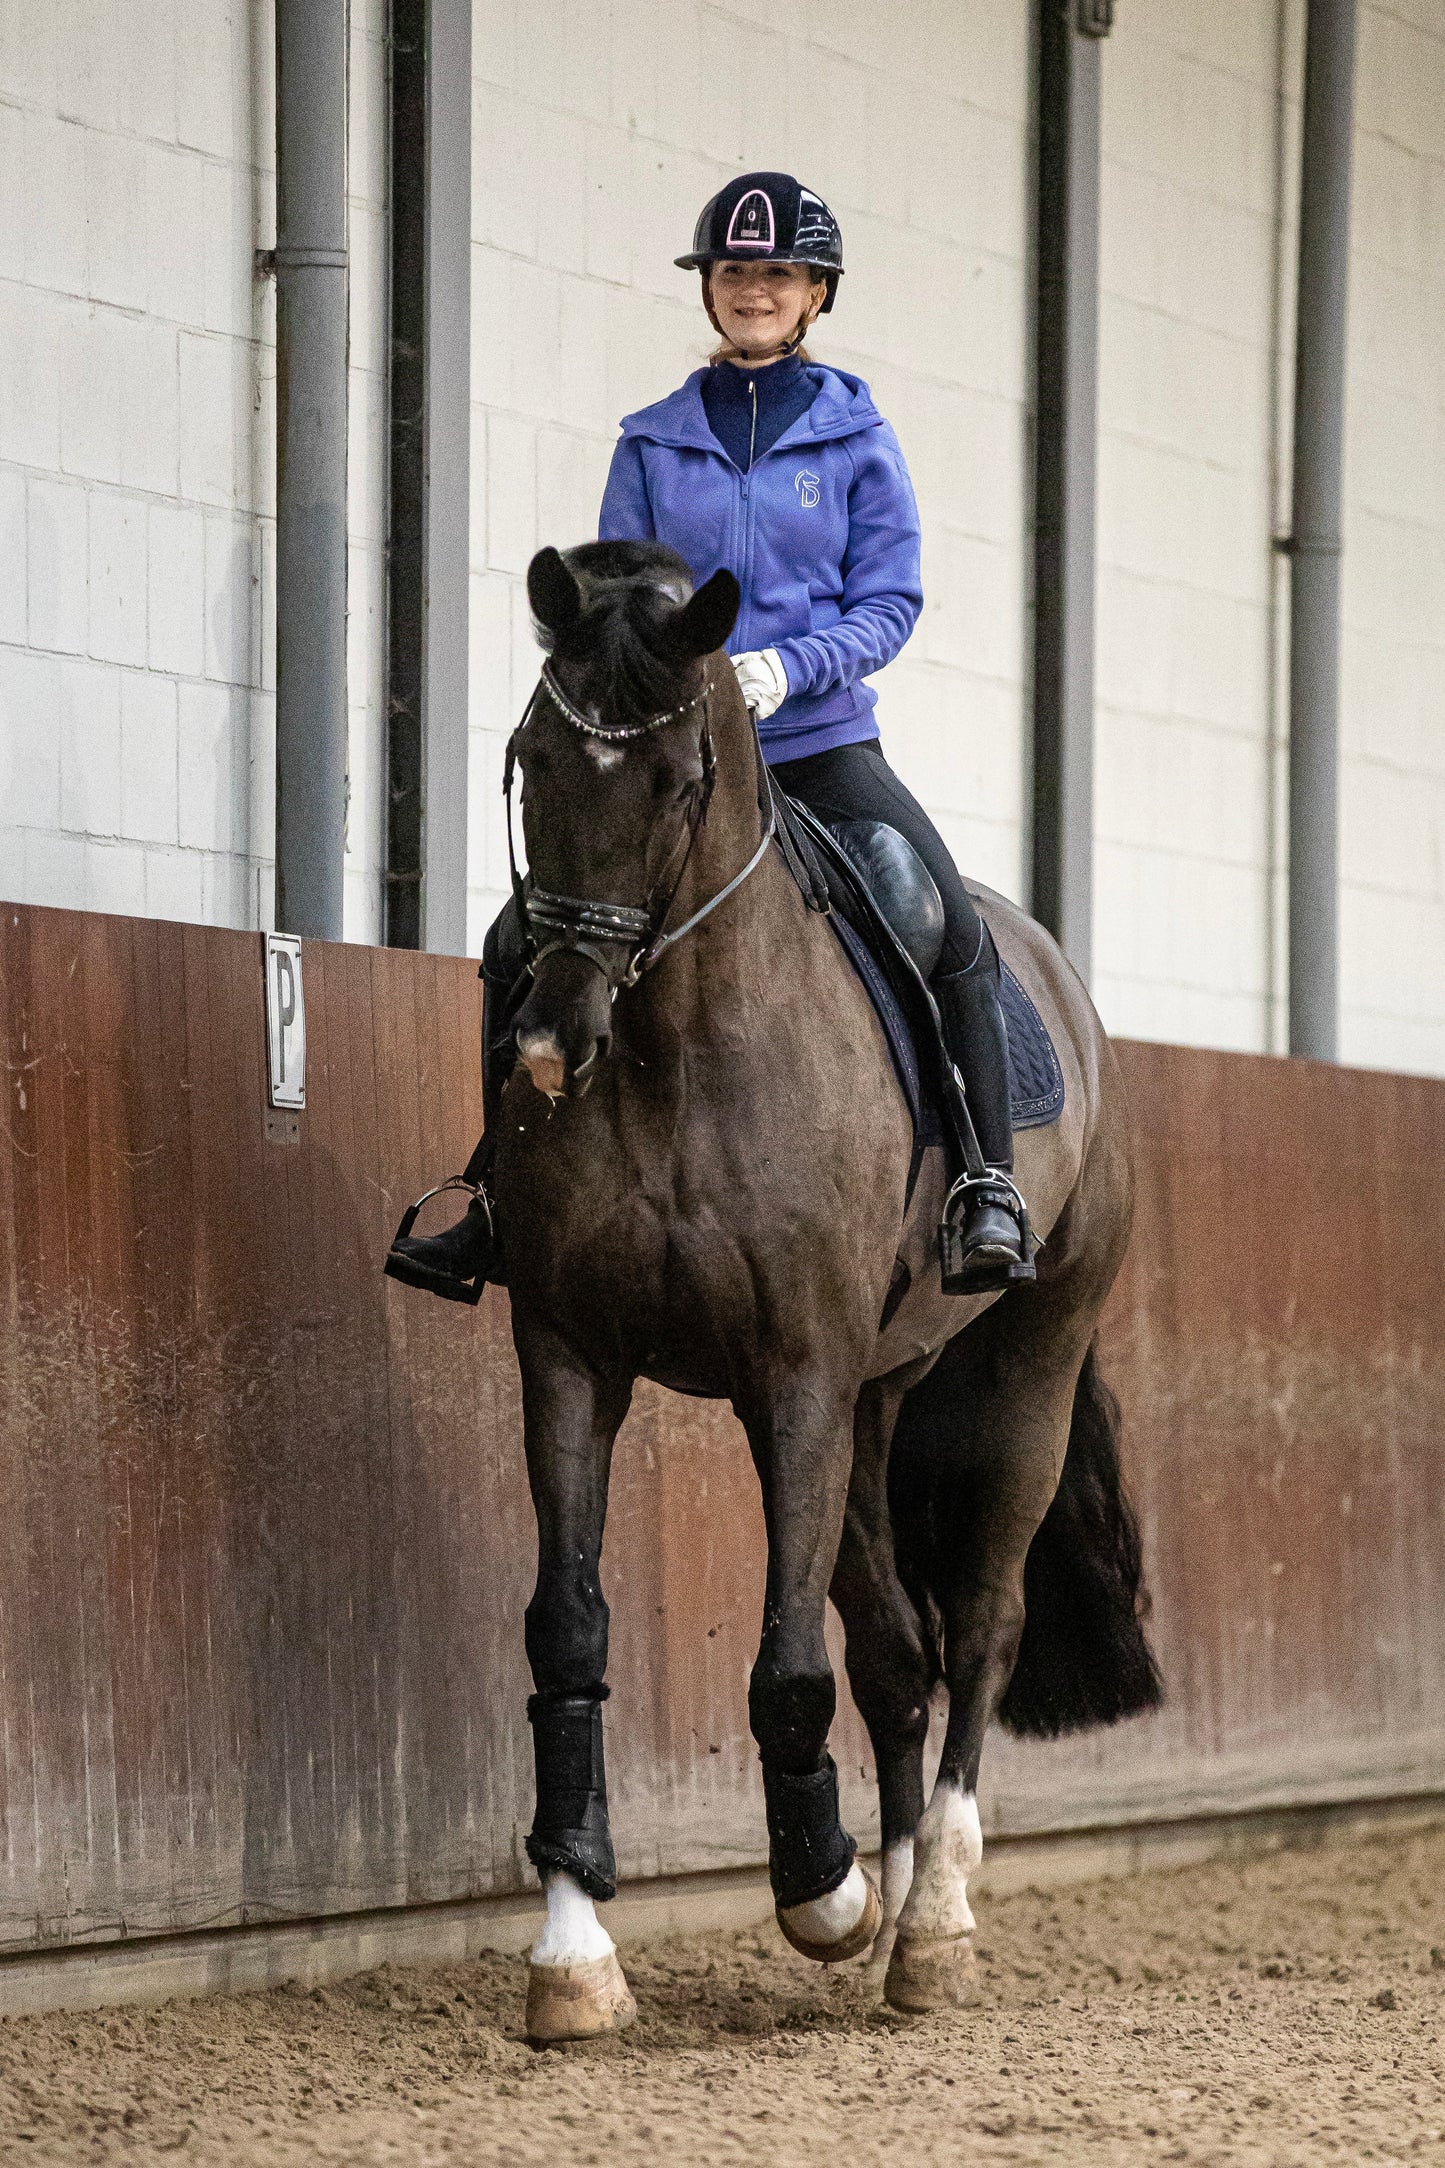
left=500, top=541, right=1159, bottom=2041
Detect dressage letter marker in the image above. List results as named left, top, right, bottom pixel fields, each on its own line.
left=264, top=933, right=307, bottom=1110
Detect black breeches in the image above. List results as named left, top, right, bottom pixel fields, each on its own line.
left=768, top=737, right=986, bottom=978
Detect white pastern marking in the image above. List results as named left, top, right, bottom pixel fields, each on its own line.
left=895, top=1787, right=982, bottom=1942
left=583, top=739, right=624, bottom=770
left=880, top=1837, right=915, bottom=1929
left=778, top=1859, right=869, bottom=1948
left=530, top=1870, right=615, bottom=1967
left=864, top=1837, right=916, bottom=1976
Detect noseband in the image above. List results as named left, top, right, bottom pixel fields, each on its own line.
left=503, top=662, right=776, bottom=990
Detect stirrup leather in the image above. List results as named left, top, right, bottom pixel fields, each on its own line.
left=938, top=1168, right=1038, bottom=1294
left=384, top=1174, right=493, bottom=1306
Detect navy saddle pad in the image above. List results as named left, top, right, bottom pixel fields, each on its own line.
left=1000, top=963, right=1067, bottom=1129
left=829, top=917, right=1065, bottom=1140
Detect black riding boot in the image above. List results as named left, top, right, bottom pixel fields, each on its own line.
left=383, top=969, right=513, bottom=1304
left=934, top=930, right=1034, bottom=1296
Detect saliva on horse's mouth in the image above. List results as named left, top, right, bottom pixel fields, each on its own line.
left=517, top=1030, right=602, bottom=1103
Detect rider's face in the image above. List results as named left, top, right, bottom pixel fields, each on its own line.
left=707, top=261, right=825, bottom=362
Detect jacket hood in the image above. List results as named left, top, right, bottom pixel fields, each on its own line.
left=618, top=365, right=882, bottom=452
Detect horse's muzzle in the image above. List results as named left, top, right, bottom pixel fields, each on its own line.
left=513, top=951, right=615, bottom=1102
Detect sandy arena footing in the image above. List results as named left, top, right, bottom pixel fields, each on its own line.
left=1, top=1822, right=1443, bottom=2164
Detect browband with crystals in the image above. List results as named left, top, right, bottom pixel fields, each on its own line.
left=540, top=661, right=711, bottom=741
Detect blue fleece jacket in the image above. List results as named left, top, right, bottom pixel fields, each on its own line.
left=598, top=365, right=923, bottom=762
left=699, top=356, right=820, bottom=472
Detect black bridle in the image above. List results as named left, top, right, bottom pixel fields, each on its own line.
left=503, top=662, right=776, bottom=990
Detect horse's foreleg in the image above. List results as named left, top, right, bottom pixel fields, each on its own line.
left=743, top=1378, right=882, bottom=1964
left=515, top=1321, right=635, bottom=2042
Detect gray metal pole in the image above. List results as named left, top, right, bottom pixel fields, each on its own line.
left=421, top=0, right=472, bottom=957
left=275, top=0, right=350, bottom=942
left=1287, top=0, right=1357, bottom=1061
left=1032, top=3, right=1107, bottom=986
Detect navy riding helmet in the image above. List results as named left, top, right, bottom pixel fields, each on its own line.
left=676, top=171, right=844, bottom=313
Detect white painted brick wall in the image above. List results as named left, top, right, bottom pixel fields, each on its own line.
left=0, top=0, right=268, bottom=923
left=3, top=0, right=1441, bottom=1082
left=0, top=0, right=389, bottom=944
left=1339, top=0, right=1445, bottom=1073
left=1094, top=0, right=1288, bottom=1055
left=1097, top=0, right=1445, bottom=1074
left=465, top=0, right=1035, bottom=949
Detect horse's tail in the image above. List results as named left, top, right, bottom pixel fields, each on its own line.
left=996, top=1338, right=1163, bottom=1737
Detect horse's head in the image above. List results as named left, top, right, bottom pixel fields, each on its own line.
left=509, top=542, right=741, bottom=1101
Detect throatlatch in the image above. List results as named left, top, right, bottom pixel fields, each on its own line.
left=761, top=1755, right=857, bottom=1909
left=526, top=1693, right=618, bottom=1902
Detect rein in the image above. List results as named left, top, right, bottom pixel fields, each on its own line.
left=503, top=663, right=776, bottom=991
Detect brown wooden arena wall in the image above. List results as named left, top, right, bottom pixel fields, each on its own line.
left=1, top=902, right=1442, bottom=1956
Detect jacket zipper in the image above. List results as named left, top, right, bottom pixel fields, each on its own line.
left=736, top=379, right=813, bottom=655
left=736, top=378, right=759, bottom=650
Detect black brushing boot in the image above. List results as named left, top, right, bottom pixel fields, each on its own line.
left=384, top=966, right=514, bottom=1303
left=934, top=929, right=1035, bottom=1295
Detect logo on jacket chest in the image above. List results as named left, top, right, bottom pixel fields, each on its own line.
left=794, top=468, right=821, bottom=510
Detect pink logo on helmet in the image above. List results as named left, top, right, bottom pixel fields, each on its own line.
left=726, top=189, right=775, bottom=251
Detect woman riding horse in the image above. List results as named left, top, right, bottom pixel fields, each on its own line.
left=388, top=171, right=1029, bottom=1303
left=386, top=174, right=1157, bottom=2045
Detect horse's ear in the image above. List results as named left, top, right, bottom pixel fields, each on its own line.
left=527, top=547, right=582, bottom=650
left=664, top=569, right=740, bottom=659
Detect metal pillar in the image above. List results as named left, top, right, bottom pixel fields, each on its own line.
left=1031, top=1, right=1109, bottom=985
left=274, top=0, right=350, bottom=942
left=384, top=0, right=472, bottom=955
left=1287, top=0, right=1357, bottom=1061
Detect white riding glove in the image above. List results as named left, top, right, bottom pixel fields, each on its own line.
left=732, top=648, right=789, bottom=722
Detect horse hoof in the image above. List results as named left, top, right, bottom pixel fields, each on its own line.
left=525, top=1950, right=638, bottom=2043
left=883, top=1930, right=979, bottom=2013
left=777, top=1867, right=883, bottom=1964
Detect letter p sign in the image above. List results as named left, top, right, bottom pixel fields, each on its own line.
left=265, top=933, right=307, bottom=1109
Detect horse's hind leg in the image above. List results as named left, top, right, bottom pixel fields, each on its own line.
left=884, top=1290, right=1096, bottom=2014
left=830, top=1369, right=937, bottom=1973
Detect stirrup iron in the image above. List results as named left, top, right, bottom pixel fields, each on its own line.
left=384, top=1174, right=493, bottom=1306
left=938, top=1167, right=1038, bottom=1295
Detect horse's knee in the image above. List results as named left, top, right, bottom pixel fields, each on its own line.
left=748, top=1652, right=835, bottom=1770
left=525, top=1571, right=609, bottom=1697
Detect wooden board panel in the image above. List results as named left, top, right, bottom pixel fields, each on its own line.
left=1, top=902, right=1442, bottom=1954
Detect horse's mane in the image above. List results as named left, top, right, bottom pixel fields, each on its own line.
left=551, top=541, right=698, bottom=724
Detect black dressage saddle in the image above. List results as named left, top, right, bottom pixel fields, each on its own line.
left=767, top=788, right=1063, bottom=1144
